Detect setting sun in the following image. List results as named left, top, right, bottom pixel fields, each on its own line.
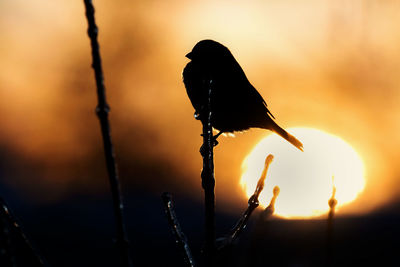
left=240, top=127, right=366, bottom=219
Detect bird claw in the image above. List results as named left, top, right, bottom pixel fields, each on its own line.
left=199, top=135, right=219, bottom=155
left=213, top=139, right=219, bottom=147
left=194, top=111, right=201, bottom=120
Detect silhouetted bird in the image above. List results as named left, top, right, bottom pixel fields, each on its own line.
left=183, top=39, right=303, bottom=151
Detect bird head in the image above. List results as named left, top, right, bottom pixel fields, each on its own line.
left=186, top=39, right=232, bottom=62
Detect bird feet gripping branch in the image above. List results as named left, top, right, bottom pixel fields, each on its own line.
left=199, top=131, right=223, bottom=156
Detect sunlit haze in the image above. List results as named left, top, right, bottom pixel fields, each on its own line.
left=240, top=128, right=365, bottom=218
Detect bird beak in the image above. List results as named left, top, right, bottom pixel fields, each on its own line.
left=185, top=52, right=193, bottom=59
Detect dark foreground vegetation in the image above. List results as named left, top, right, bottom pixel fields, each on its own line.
left=0, top=190, right=398, bottom=266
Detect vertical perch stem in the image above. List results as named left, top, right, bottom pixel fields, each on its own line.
left=83, top=1, right=132, bottom=266
left=200, top=79, right=216, bottom=263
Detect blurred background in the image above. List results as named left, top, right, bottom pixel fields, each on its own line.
left=0, top=0, right=399, bottom=266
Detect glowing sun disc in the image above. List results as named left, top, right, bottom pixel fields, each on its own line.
left=240, top=127, right=366, bottom=219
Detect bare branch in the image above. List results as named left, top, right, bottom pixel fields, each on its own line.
left=162, top=193, right=196, bottom=267
left=217, top=154, right=274, bottom=250
left=0, top=198, right=46, bottom=267
left=83, top=1, right=132, bottom=266
left=200, top=79, right=216, bottom=263
left=260, top=186, right=280, bottom=221
left=0, top=199, right=15, bottom=267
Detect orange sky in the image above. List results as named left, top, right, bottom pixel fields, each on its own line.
left=0, top=0, right=399, bottom=214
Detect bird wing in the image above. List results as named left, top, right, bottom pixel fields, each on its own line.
left=251, top=86, right=275, bottom=119
left=229, top=58, right=276, bottom=120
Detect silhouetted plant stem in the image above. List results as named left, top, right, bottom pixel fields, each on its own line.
left=260, top=186, right=280, bottom=221
left=326, top=176, right=337, bottom=267
left=162, top=193, right=196, bottom=267
left=0, top=198, right=45, bottom=267
left=0, top=199, right=15, bottom=267
left=83, top=1, right=132, bottom=266
left=200, top=79, right=216, bottom=264
left=217, top=155, right=274, bottom=250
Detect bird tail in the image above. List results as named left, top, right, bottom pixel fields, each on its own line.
left=269, top=121, right=303, bottom=151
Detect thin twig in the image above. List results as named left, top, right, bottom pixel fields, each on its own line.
left=260, top=186, right=280, bottom=221
left=326, top=176, right=337, bottom=267
left=217, top=155, right=274, bottom=250
left=0, top=198, right=46, bottom=267
left=161, top=193, right=196, bottom=267
left=0, top=199, right=15, bottom=267
left=83, top=1, right=132, bottom=266
left=200, top=79, right=216, bottom=263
